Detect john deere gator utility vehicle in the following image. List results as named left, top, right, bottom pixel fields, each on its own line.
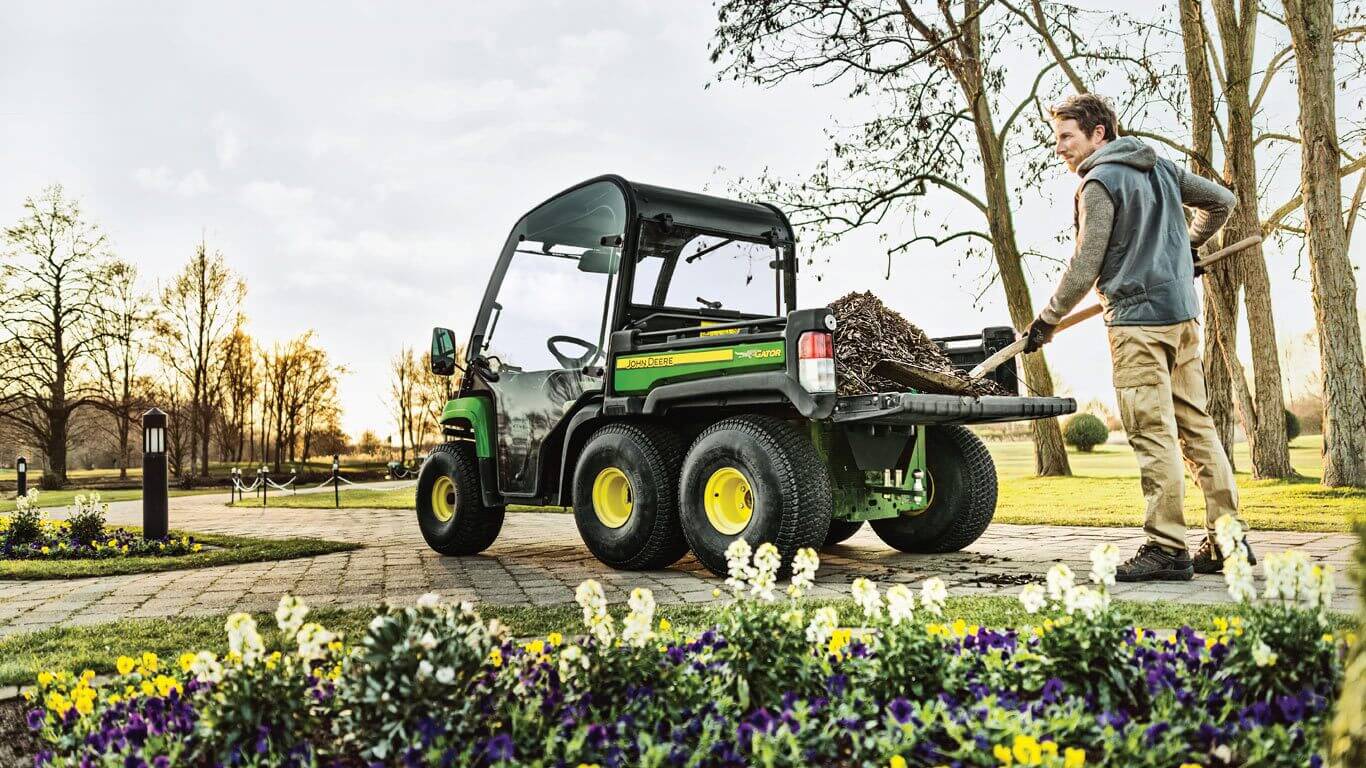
left=418, top=176, right=1075, bottom=576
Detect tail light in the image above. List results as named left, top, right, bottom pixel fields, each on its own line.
left=798, top=331, right=836, bottom=394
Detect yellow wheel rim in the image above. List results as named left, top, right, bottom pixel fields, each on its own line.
left=704, top=467, right=754, bottom=535
left=431, top=476, right=455, bottom=523
left=592, top=467, right=633, bottom=529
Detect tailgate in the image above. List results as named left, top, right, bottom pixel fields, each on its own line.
left=832, top=392, right=1076, bottom=426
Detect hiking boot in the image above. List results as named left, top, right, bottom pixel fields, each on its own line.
left=1193, top=535, right=1257, bottom=575
left=1115, top=543, right=1194, bottom=582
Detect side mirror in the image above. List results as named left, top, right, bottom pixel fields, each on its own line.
left=430, top=327, right=458, bottom=376
left=577, top=247, right=620, bottom=274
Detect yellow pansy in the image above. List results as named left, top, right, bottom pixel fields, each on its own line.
left=192, top=544, right=203, bottom=552
left=40, top=546, right=50, bottom=554
left=140, top=652, right=159, bottom=673
left=45, top=691, right=71, bottom=716
left=154, top=675, right=180, bottom=697
left=1012, top=734, right=1042, bottom=765
left=548, top=632, right=563, bottom=646
left=179, top=653, right=196, bottom=673
left=524, top=639, right=545, bottom=656
left=1213, top=617, right=1228, bottom=634
left=37, top=671, right=55, bottom=688
left=489, top=648, right=504, bottom=668
left=1178, top=763, right=1202, bottom=768
left=1063, top=748, right=1086, bottom=768
left=1041, top=741, right=1058, bottom=758
left=992, top=743, right=1013, bottom=765
left=140, top=680, right=155, bottom=697
left=951, top=618, right=967, bottom=637
left=890, top=757, right=908, bottom=768
left=658, top=618, right=671, bottom=632
left=1134, top=627, right=1145, bottom=642
left=1322, top=633, right=1335, bottom=644
left=116, top=656, right=136, bottom=676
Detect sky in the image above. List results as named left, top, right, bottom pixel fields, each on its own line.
left=2, top=1, right=1360, bottom=439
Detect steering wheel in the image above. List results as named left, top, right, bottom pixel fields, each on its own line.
left=547, top=335, right=599, bottom=369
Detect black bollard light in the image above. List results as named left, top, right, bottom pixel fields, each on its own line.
left=332, top=455, right=340, bottom=508
left=228, top=467, right=237, bottom=504
left=15, top=456, right=27, bottom=498
left=141, top=409, right=169, bottom=540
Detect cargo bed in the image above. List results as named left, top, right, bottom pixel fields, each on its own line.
left=832, top=392, right=1076, bottom=426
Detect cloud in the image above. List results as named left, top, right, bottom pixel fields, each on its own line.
left=239, top=180, right=315, bottom=214
left=132, top=167, right=212, bottom=197
left=212, top=113, right=242, bottom=169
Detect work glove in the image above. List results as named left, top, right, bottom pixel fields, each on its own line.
left=1191, top=246, right=1206, bottom=278
left=1022, top=317, right=1056, bottom=354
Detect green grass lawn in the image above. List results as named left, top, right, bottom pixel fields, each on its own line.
left=0, top=487, right=222, bottom=514
left=0, top=527, right=359, bottom=580
left=1, top=595, right=1353, bottom=688
left=231, top=436, right=1359, bottom=533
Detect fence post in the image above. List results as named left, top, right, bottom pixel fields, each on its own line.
left=262, top=465, right=269, bottom=507
left=332, top=455, right=340, bottom=508
left=15, top=456, right=26, bottom=498
left=228, top=467, right=236, bottom=504
left=141, top=408, right=169, bottom=540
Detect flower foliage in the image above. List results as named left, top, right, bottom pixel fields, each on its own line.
left=1, top=489, right=200, bottom=560
left=26, top=529, right=1352, bottom=767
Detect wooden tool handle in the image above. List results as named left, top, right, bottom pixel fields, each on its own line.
left=1196, top=234, right=1262, bottom=269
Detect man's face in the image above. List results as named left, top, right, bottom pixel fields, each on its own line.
left=1053, top=117, right=1107, bottom=173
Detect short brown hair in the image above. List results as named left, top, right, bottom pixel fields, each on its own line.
left=1050, top=94, right=1119, bottom=142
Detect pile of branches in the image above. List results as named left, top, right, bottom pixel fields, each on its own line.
left=828, top=291, right=1004, bottom=397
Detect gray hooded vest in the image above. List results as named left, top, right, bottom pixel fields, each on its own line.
left=1076, top=137, right=1200, bottom=326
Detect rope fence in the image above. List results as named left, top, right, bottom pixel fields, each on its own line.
left=227, top=456, right=419, bottom=508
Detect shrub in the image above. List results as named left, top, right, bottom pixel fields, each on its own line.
left=5, top=489, right=43, bottom=547
left=1064, top=413, right=1109, bottom=452
left=1286, top=408, right=1302, bottom=441
left=65, top=494, right=106, bottom=546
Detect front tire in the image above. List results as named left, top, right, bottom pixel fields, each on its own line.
left=870, top=425, right=997, bottom=553
left=415, top=443, right=504, bottom=555
left=572, top=423, right=689, bottom=570
left=679, top=415, right=832, bottom=577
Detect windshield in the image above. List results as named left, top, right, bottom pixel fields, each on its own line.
left=631, top=219, right=782, bottom=316
left=479, top=181, right=626, bottom=372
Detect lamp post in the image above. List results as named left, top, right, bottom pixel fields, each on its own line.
left=15, top=456, right=27, bottom=498
left=142, top=408, right=168, bottom=540
left=332, top=454, right=340, bottom=508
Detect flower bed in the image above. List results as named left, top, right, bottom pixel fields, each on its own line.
left=1, top=491, right=200, bottom=561
left=24, top=519, right=1353, bottom=767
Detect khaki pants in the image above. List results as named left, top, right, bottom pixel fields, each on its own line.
left=1108, top=320, right=1240, bottom=552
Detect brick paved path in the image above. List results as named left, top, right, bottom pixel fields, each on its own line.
left=0, top=492, right=1357, bottom=637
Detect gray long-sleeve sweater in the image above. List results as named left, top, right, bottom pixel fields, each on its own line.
left=1039, top=140, right=1237, bottom=325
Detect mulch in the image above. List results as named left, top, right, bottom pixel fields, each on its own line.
left=828, top=291, right=1005, bottom=397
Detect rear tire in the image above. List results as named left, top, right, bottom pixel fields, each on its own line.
left=823, top=519, right=864, bottom=547
left=679, top=415, right=832, bottom=577
left=870, top=425, right=996, bottom=553
left=415, top=443, right=505, bottom=555
left=572, top=423, right=689, bottom=570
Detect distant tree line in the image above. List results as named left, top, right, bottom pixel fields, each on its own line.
left=0, top=185, right=345, bottom=488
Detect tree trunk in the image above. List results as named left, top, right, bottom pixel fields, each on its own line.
left=1211, top=0, right=1295, bottom=478
left=1178, top=0, right=1238, bottom=466
left=965, top=85, right=1071, bottom=476
left=44, top=410, right=69, bottom=489
left=1283, top=0, right=1366, bottom=486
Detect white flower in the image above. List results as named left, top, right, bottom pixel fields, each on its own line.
left=558, top=644, right=589, bottom=681
left=886, top=584, right=916, bottom=626
left=1213, top=515, right=1245, bottom=558
left=1263, top=551, right=1310, bottom=602
left=1088, top=543, right=1119, bottom=587
left=1251, top=640, right=1278, bottom=667
left=788, top=547, right=820, bottom=598
left=575, top=579, right=615, bottom=643
left=725, top=539, right=754, bottom=593
left=435, top=666, right=455, bottom=685
left=418, top=631, right=438, bottom=651
left=296, top=622, right=337, bottom=661
left=416, top=592, right=442, bottom=609
left=850, top=577, right=883, bottom=620
left=749, top=543, right=781, bottom=601
left=1018, top=584, right=1047, bottom=614
left=418, top=660, right=434, bottom=678
left=368, top=615, right=388, bottom=633
left=1063, top=585, right=1106, bottom=619
left=275, top=595, right=310, bottom=637
left=920, top=578, right=947, bottom=616
left=780, top=607, right=805, bottom=626
left=805, top=606, right=838, bottom=644
left=225, top=612, right=264, bottom=664
left=1307, top=564, right=1335, bottom=614
left=1045, top=563, right=1075, bottom=602
left=622, top=587, right=656, bottom=647
left=1224, top=552, right=1256, bottom=604
left=189, top=651, right=223, bottom=683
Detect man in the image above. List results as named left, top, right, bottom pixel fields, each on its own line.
left=1025, top=93, right=1254, bottom=582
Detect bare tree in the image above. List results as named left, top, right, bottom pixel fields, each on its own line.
left=91, top=259, right=150, bottom=479
left=155, top=239, right=243, bottom=478
left=0, top=186, right=110, bottom=487
left=387, top=347, right=417, bottom=465
left=710, top=1, right=1178, bottom=476
left=215, top=319, right=256, bottom=464
left=1279, top=0, right=1366, bottom=486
